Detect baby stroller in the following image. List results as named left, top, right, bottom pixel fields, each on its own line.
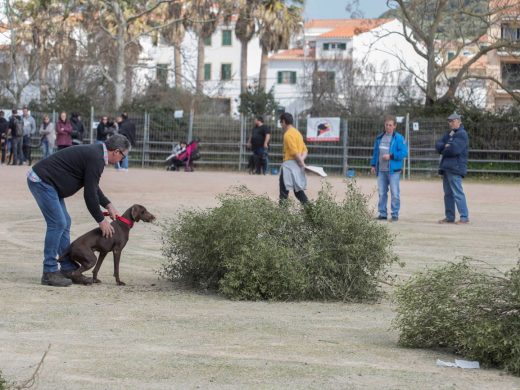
left=165, top=138, right=201, bottom=172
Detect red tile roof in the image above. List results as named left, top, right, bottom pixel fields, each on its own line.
left=318, top=19, right=393, bottom=38
left=270, top=48, right=315, bottom=60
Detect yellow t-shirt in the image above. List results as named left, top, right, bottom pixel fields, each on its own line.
left=283, top=126, right=308, bottom=161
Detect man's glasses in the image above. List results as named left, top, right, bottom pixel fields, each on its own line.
left=117, top=149, right=127, bottom=159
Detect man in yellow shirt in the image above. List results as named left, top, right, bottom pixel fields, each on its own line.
left=279, top=112, right=308, bottom=204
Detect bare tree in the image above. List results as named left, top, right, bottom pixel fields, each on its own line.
left=0, top=0, right=43, bottom=105
left=80, top=0, right=171, bottom=110
left=386, top=0, right=520, bottom=106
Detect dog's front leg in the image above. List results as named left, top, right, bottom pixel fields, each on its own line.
left=92, top=252, right=108, bottom=283
left=113, top=249, right=125, bottom=286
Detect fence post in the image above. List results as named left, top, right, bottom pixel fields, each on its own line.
left=239, top=114, right=245, bottom=171
left=142, top=111, right=149, bottom=168
left=90, top=106, right=94, bottom=145
left=188, top=108, right=194, bottom=143
left=406, top=112, right=410, bottom=180
left=342, top=118, right=348, bottom=176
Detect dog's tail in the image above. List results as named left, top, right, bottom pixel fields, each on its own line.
left=57, top=246, right=71, bottom=262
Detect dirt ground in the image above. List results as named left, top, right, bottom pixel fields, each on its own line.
left=1, top=165, right=520, bottom=389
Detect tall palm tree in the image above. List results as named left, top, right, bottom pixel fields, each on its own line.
left=257, top=0, right=303, bottom=91
left=162, top=1, right=187, bottom=89
left=185, top=0, right=232, bottom=95
left=234, top=0, right=259, bottom=94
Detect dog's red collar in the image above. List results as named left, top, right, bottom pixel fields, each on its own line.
left=103, top=212, right=134, bottom=228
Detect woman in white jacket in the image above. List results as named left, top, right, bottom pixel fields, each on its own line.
left=39, top=115, right=55, bottom=159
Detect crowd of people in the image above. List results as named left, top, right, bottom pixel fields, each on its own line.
left=0, top=109, right=136, bottom=172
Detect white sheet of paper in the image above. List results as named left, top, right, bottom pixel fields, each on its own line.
left=305, top=165, right=327, bottom=177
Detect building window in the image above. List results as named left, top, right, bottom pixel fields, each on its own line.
left=501, top=63, right=520, bottom=90
left=204, top=63, right=211, bottom=81
left=277, top=71, right=297, bottom=84
left=323, top=42, right=347, bottom=51
left=222, top=30, right=232, bottom=46
left=204, top=36, right=212, bottom=46
left=156, top=64, right=168, bottom=85
left=501, top=24, right=520, bottom=41
left=314, top=71, right=335, bottom=92
left=221, top=63, right=232, bottom=80
left=447, top=51, right=455, bottom=60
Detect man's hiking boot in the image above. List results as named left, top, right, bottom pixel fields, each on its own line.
left=41, top=271, right=72, bottom=287
left=61, top=270, right=93, bottom=285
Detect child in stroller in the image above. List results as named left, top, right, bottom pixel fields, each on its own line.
left=165, top=139, right=200, bottom=172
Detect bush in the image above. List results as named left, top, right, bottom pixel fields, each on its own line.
left=160, top=182, right=398, bottom=301
left=394, top=259, right=520, bottom=375
left=0, top=370, right=7, bottom=390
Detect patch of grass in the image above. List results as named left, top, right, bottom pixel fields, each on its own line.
left=394, top=259, right=520, bottom=375
left=160, top=182, right=399, bottom=301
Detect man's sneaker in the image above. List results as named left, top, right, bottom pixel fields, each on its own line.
left=375, top=215, right=387, bottom=220
left=41, top=271, right=72, bottom=287
left=456, top=219, right=470, bottom=225
left=61, top=270, right=93, bottom=285
left=438, top=218, right=455, bottom=224
left=391, top=216, right=399, bottom=222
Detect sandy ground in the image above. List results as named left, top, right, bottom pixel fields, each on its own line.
left=1, top=165, right=520, bottom=389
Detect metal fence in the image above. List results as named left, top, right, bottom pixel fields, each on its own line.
left=19, top=110, right=520, bottom=177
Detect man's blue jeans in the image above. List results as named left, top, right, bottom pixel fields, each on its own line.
left=377, top=171, right=401, bottom=218
left=442, top=172, right=469, bottom=222
left=27, top=178, right=77, bottom=273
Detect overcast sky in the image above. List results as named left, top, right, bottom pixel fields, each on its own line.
left=304, top=0, right=390, bottom=19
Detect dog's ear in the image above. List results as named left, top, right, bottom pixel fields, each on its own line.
left=131, top=205, right=143, bottom=222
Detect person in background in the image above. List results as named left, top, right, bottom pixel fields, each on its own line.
left=8, top=109, right=23, bottom=165
left=55, top=111, right=73, bottom=150
left=370, top=115, right=408, bottom=222
left=96, top=116, right=116, bottom=144
left=279, top=112, right=309, bottom=205
left=39, top=115, right=56, bottom=159
left=0, top=111, right=8, bottom=165
left=70, top=112, right=86, bottom=145
left=247, top=115, right=271, bottom=174
left=21, top=106, right=36, bottom=165
left=27, top=134, right=130, bottom=287
left=436, top=112, right=469, bottom=224
left=116, top=112, right=136, bottom=171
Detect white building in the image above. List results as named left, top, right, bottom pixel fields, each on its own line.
left=267, top=18, right=427, bottom=115
left=135, top=20, right=263, bottom=115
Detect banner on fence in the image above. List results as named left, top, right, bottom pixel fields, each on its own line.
left=306, top=117, right=340, bottom=142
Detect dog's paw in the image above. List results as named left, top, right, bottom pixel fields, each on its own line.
left=93, top=278, right=102, bottom=284
left=117, top=281, right=126, bottom=286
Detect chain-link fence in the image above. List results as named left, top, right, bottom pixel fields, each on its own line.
left=11, top=109, right=520, bottom=177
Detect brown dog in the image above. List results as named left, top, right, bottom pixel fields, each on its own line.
left=59, top=204, right=155, bottom=285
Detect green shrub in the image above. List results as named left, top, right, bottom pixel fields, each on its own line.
left=160, top=182, right=398, bottom=301
left=0, top=370, right=7, bottom=390
left=394, top=259, right=520, bottom=375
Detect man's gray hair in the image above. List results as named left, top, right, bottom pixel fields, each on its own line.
left=105, top=134, right=131, bottom=151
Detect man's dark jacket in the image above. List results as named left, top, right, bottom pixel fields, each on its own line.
left=435, top=124, right=469, bottom=177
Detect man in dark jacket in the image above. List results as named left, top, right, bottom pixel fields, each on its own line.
left=0, top=111, right=8, bottom=164
left=27, top=134, right=130, bottom=287
left=436, top=112, right=469, bottom=224
left=8, top=109, right=23, bottom=165
left=116, top=112, right=136, bottom=171
left=70, top=112, right=86, bottom=145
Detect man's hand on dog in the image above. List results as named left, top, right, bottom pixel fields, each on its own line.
left=99, top=220, right=114, bottom=238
